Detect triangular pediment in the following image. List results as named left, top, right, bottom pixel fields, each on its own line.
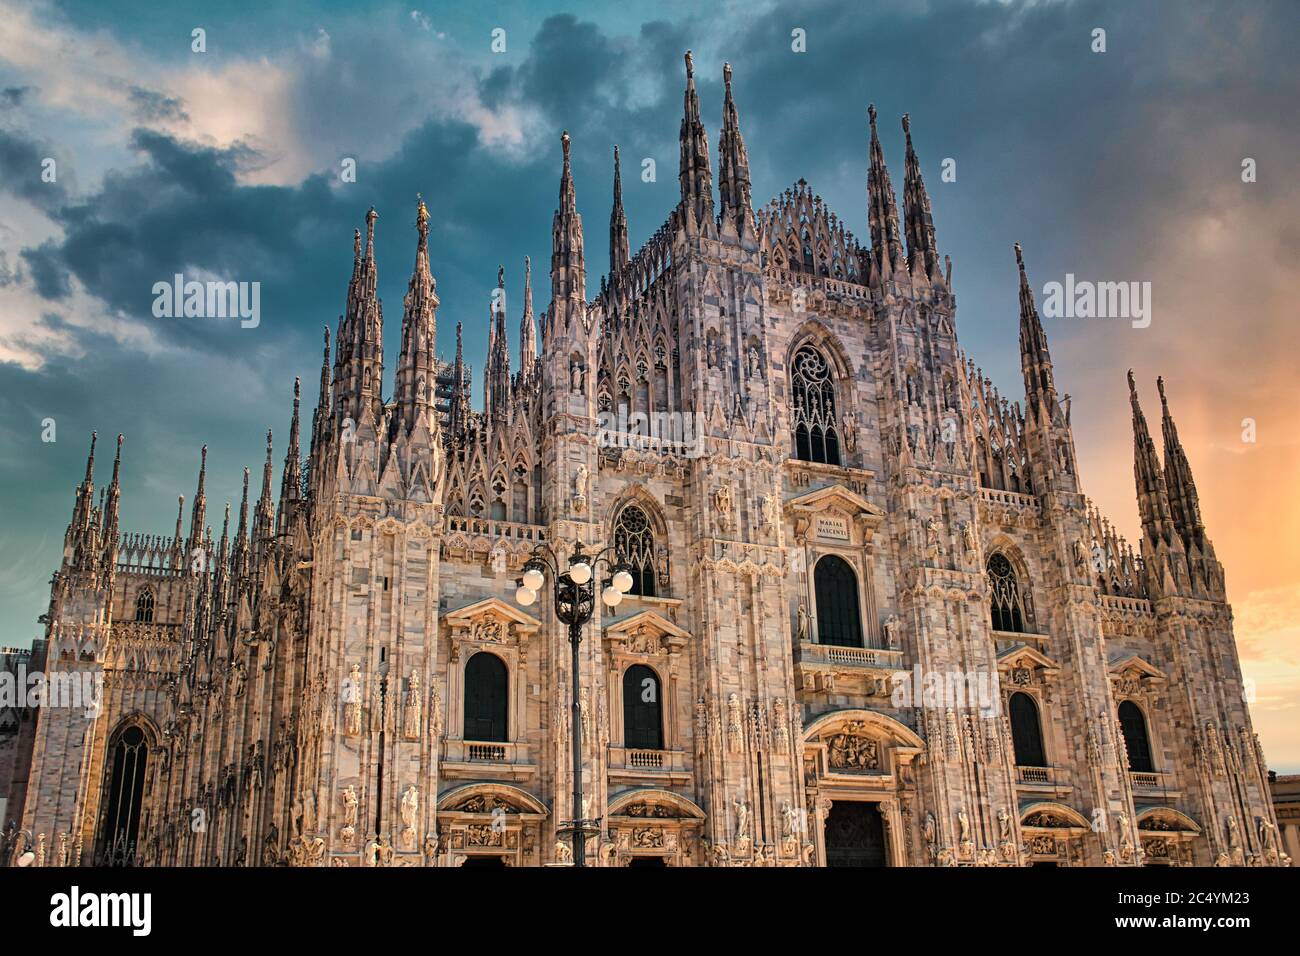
left=785, top=483, right=884, bottom=519
left=603, top=609, right=691, bottom=650
left=997, top=643, right=1061, bottom=674
left=1108, top=653, right=1166, bottom=681
left=443, top=597, right=541, bottom=633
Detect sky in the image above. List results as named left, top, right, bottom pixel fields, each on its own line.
left=0, top=0, right=1296, bottom=769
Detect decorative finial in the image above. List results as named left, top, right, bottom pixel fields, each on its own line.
left=1127, top=369, right=1137, bottom=394
left=498, top=264, right=504, bottom=289
left=723, top=61, right=732, bottom=88
left=293, top=377, right=301, bottom=401
left=685, top=50, right=694, bottom=78
left=416, top=194, right=429, bottom=243
left=1157, top=376, right=1168, bottom=405
left=902, top=112, right=911, bottom=135
left=365, top=207, right=377, bottom=255
left=353, top=229, right=361, bottom=258
left=561, top=129, right=571, bottom=161
left=1014, top=242, right=1024, bottom=268
left=868, top=103, right=877, bottom=127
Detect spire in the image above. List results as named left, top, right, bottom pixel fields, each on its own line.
left=254, top=429, right=275, bottom=549
left=312, top=325, right=331, bottom=457
left=1128, top=372, right=1178, bottom=547
left=901, top=113, right=941, bottom=284
left=549, top=131, right=586, bottom=334
left=66, top=431, right=98, bottom=566
left=188, top=445, right=208, bottom=551
left=717, top=61, right=754, bottom=237
left=519, top=255, right=537, bottom=380
left=1015, top=243, right=1058, bottom=407
left=236, top=466, right=250, bottom=549
left=678, top=50, right=715, bottom=235
left=1157, top=377, right=1207, bottom=546
left=610, top=146, right=630, bottom=273
left=333, top=207, right=384, bottom=427
left=279, top=379, right=302, bottom=527
left=395, top=196, right=440, bottom=433
left=99, top=434, right=123, bottom=577
left=486, top=266, right=512, bottom=423
left=866, top=104, right=906, bottom=281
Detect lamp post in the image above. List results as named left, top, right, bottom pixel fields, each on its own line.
left=514, top=543, right=633, bottom=867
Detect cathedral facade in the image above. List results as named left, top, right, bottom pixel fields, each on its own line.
left=1, top=53, right=1284, bottom=869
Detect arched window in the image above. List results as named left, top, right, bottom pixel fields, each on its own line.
left=622, top=665, right=663, bottom=750
left=988, top=553, right=1027, bottom=633
left=791, top=346, right=841, bottom=465
left=613, top=505, right=657, bottom=597
left=463, top=652, right=508, bottom=742
left=134, top=589, right=154, bottom=623
left=1118, top=700, right=1155, bottom=773
left=102, top=723, right=149, bottom=866
left=814, top=555, right=863, bottom=647
left=1009, top=692, right=1046, bottom=767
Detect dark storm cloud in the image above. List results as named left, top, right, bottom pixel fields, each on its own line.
left=127, top=86, right=190, bottom=124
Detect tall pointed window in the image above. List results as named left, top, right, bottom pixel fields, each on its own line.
left=988, top=553, right=1028, bottom=633
left=791, top=346, right=841, bottom=465
left=613, top=505, right=657, bottom=597
left=134, top=589, right=154, bottom=623
left=1118, top=700, right=1155, bottom=773
left=101, top=723, right=148, bottom=866
left=814, top=555, right=863, bottom=647
left=463, top=652, right=508, bottom=742
left=622, top=665, right=663, bottom=750
left=1009, top=692, right=1046, bottom=767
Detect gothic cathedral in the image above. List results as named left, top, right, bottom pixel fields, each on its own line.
left=4, top=52, right=1284, bottom=869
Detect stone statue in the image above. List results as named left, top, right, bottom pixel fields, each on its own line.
left=796, top=604, right=810, bottom=642
left=572, top=464, right=588, bottom=514
left=997, top=806, right=1011, bottom=841
left=429, top=689, right=443, bottom=740
left=733, top=798, right=751, bottom=847
left=761, top=492, right=780, bottom=529
left=555, top=840, right=573, bottom=864
left=570, top=360, right=584, bottom=392
left=404, top=673, right=422, bottom=739
left=956, top=808, right=970, bottom=843
left=747, top=345, right=761, bottom=379
left=962, top=521, right=977, bottom=555
left=343, top=663, right=363, bottom=736
left=340, top=786, right=358, bottom=845
left=882, top=614, right=900, bottom=649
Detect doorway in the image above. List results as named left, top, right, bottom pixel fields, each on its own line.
left=823, top=801, right=888, bottom=867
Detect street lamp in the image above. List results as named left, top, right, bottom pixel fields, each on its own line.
left=514, top=542, right=633, bottom=867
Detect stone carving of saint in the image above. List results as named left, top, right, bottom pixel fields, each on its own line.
left=570, top=360, right=585, bottom=392
left=1226, top=815, right=1240, bottom=848
left=762, top=493, right=780, bottom=529
left=925, top=516, right=943, bottom=555
left=747, top=346, right=761, bottom=379
left=572, top=464, right=588, bottom=514
left=923, top=813, right=937, bottom=850
left=782, top=803, right=800, bottom=840
left=962, top=521, right=977, bottom=556
left=997, top=807, right=1011, bottom=841
left=404, top=673, right=422, bottom=739
left=429, top=689, right=443, bottom=741
left=343, top=663, right=363, bottom=737
left=796, top=604, right=810, bottom=642
left=733, top=799, right=750, bottom=845
left=706, top=332, right=719, bottom=369
left=882, top=614, right=900, bottom=649
left=340, top=786, right=359, bottom=845
left=956, top=808, right=971, bottom=843
left=401, top=786, right=419, bottom=849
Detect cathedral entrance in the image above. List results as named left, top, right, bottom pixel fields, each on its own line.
left=823, top=801, right=887, bottom=867
left=460, top=855, right=507, bottom=867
